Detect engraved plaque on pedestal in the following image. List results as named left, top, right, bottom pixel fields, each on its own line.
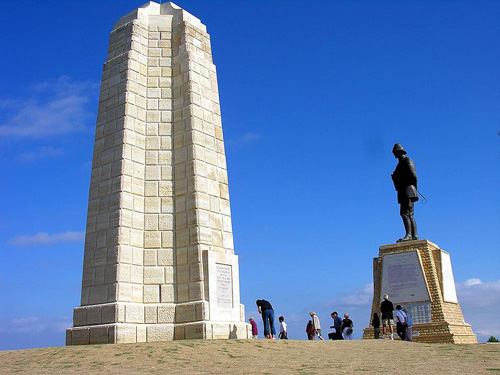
left=440, top=251, right=458, bottom=303
left=381, top=251, right=430, bottom=304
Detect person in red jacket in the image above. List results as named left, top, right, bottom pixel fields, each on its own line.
left=249, top=317, right=258, bottom=339
left=306, top=320, right=315, bottom=340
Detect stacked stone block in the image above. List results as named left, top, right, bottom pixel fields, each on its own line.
left=362, top=240, right=477, bottom=343
left=67, top=2, right=249, bottom=345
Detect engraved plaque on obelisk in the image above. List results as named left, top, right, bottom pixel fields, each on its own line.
left=216, top=264, right=233, bottom=308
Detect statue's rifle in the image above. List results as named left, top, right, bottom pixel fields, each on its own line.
left=417, top=190, right=427, bottom=204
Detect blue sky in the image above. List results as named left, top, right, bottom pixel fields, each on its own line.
left=0, top=0, right=498, bottom=349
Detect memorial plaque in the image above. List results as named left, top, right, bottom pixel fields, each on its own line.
left=381, top=251, right=430, bottom=303
left=402, top=303, right=432, bottom=324
left=216, top=264, right=233, bottom=308
left=441, top=251, right=458, bottom=303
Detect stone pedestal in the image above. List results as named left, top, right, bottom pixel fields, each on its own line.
left=362, top=240, right=476, bottom=344
left=66, top=2, right=250, bottom=345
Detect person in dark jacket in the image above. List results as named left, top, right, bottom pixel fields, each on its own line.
left=256, top=299, right=276, bottom=339
left=372, top=312, right=381, bottom=339
left=391, top=143, right=419, bottom=242
left=381, top=294, right=395, bottom=340
left=340, top=313, right=353, bottom=340
left=330, top=311, right=343, bottom=340
left=306, top=320, right=315, bottom=340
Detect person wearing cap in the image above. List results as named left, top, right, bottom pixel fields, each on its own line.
left=391, top=143, right=419, bottom=242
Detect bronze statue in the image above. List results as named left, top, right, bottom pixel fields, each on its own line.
left=391, top=143, right=418, bottom=242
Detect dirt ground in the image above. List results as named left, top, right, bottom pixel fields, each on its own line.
left=0, top=339, right=499, bottom=375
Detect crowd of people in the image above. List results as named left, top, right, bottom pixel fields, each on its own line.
left=251, top=296, right=414, bottom=341
left=252, top=300, right=355, bottom=340
left=372, top=294, right=413, bottom=341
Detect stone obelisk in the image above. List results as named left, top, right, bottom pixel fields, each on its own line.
left=67, top=2, right=250, bottom=345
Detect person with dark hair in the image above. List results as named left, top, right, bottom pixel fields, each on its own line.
left=256, top=299, right=276, bottom=339
left=372, top=312, right=381, bottom=339
left=381, top=294, right=394, bottom=340
left=330, top=311, right=343, bottom=340
left=394, top=305, right=407, bottom=340
left=278, top=316, right=288, bottom=339
left=306, top=320, right=315, bottom=340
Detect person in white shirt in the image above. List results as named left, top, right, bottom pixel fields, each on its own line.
left=278, top=316, right=288, bottom=339
left=394, top=305, right=407, bottom=340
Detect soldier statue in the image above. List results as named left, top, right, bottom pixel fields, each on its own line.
left=391, top=143, right=418, bottom=242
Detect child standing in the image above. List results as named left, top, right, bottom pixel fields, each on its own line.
left=249, top=317, right=258, bottom=339
left=278, top=316, right=288, bottom=339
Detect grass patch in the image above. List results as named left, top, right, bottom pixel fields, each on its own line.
left=178, top=342, right=197, bottom=347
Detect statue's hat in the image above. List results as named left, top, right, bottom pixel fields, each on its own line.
left=392, top=143, right=407, bottom=155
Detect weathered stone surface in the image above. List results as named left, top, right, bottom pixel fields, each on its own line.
left=67, top=1, right=249, bottom=344
left=147, top=325, right=174, bottom=341
left=89, top=326, right=109, bottom=344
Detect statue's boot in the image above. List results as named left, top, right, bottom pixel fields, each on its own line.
left=411, top=218, right=418, bottom=240
left=397, top=216, right=413, bottom=242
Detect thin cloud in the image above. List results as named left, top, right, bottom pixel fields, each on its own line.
left=457, top=278, right=500, bottom=341
left=320, top=283, right=373, bottom=309
left=9, top=231, right=85, bottom=246
left=0, top=316, right=71, bottom=334
left=337, top=283, right=373, bottom=308
left=18, top=146, right=64, bottom=161
left=227, top=132, right=262, bottom=146
left=0, top=76, right=98, bottom=137
left=81, top=160, right=92, bottom=170
left=463, top=278, right=482, bottom=286
left=240, top=132, right=261, bottom=143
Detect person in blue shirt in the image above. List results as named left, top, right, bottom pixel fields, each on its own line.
left=330, top=311, right=343, bottom=340
left=403, top=309, right=413, bottom=342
